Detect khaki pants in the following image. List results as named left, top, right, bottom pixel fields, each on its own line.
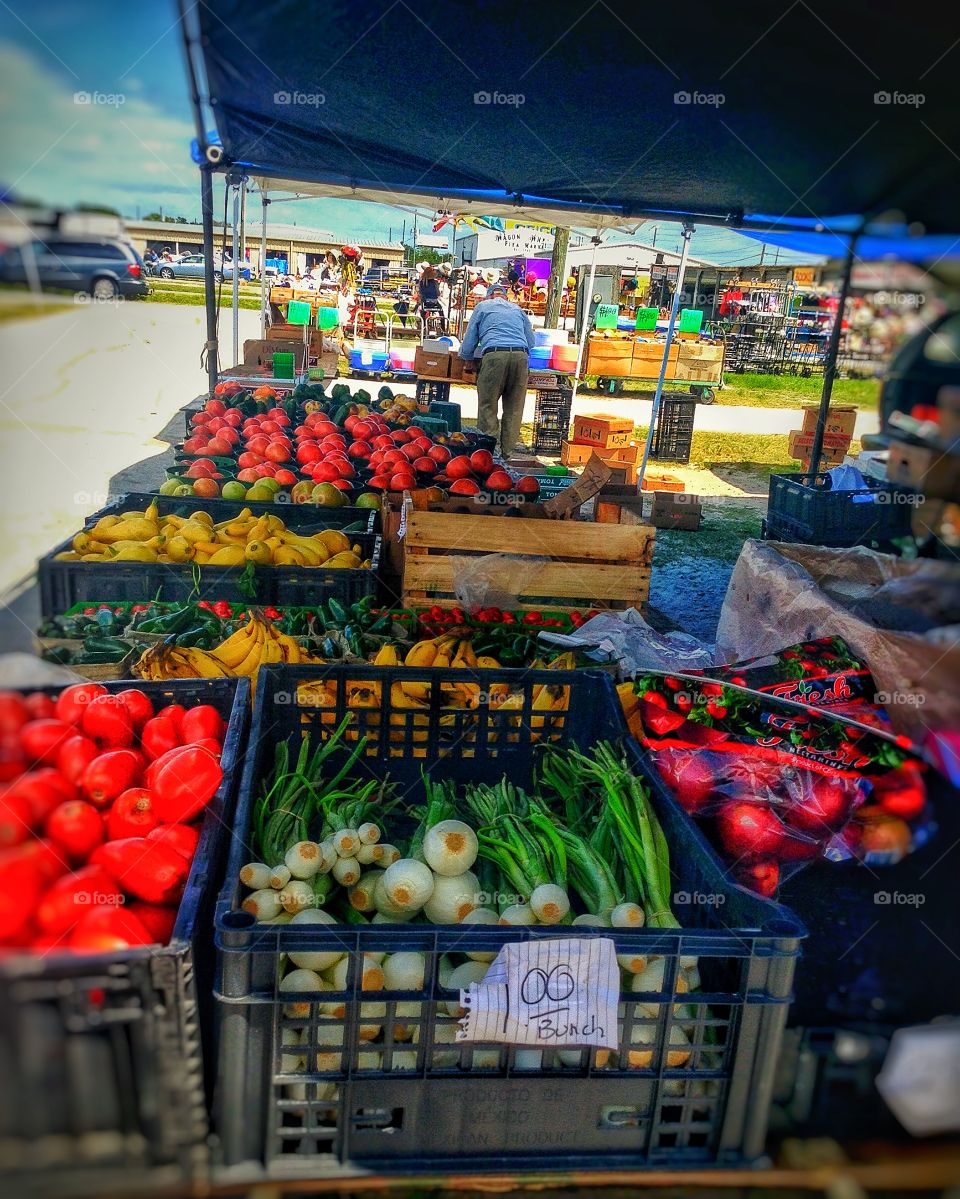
left=476, top=350, right=528, bottom=454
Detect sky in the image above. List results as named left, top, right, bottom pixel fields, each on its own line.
left=0, top=1, right=810, bottom=265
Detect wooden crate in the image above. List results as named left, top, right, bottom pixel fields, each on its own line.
left=401, top=503, right=655, bottom=612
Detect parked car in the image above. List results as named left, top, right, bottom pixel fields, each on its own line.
left=155, top=253, right=252, bottom=282
left=0, top=235, right=148, bottom=299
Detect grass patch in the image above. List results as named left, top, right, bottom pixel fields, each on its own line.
left=717, top=372, right=880, bottom=410
left=145, top=288, right=260, bottom=310
left=0, top=300, right=74, bottom=324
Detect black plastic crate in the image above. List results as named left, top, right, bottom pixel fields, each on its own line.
left=415, top=378, right=451, bottom=407
left=532, top=429, right=566, bottom=456
left=0, top=678, right=249, bottom=1193
left=770, top=1025, right=901, bottom=1142
left=213, top=665, right=803, bottom=1179
left=766, top=472, right=918, bottom=548
left=38, top=496, right=381, bottom=617
left=651, top=397, right=696, bottom=463
left=533, top=388, right=573, bottom=456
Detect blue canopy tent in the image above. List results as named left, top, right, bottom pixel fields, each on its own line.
left=177, top=0, right=960, bottom=474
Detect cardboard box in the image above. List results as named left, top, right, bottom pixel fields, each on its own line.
left=243, top=338, right=306, bottom=369
left=448, top=356, right=465, bottom=382
left=632, top=339, right=679, bottom=380
left=560, top=440, right=623, bottom=467
left=572, top=413, right=635, bottom=449
left=801, top=404, right=857, bottom=439
left=585, top=336, right=634, bottom=377
left=415, top=347, right=452, bottom=378
left=788, top=429, right=853, bottom=456
left=887, top=437, right=960, bottom=500
left=650, top=491, right=702, bottom=531
left=640, top=472, right=684, bottom=493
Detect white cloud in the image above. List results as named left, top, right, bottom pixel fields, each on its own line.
left=0, top=39, right=198, bottom=212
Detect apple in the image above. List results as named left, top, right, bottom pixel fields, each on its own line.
left=449, top=478, right=481, bottom=495
left=413, top=456, right=436, bottom=475
left=470, top=449, right=495, bottom=475
left=486, top=469, right=514, bottom=491
left=428, top=444, right=451, bottom=465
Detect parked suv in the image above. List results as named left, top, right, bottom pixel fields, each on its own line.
left=0, top=235, right=148, bottom=299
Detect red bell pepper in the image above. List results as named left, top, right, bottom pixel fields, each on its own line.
left=92, top=838, right=189, bottom=905
left=146, top=745, right=222, bottom=823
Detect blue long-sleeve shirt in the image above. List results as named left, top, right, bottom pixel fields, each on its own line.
left=459, top=298, right=536, bottom=360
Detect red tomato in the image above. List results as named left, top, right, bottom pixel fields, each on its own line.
left=70, top=905, right=156, bottom=952
left=5, top=770, right=69, bottom=826
left=180, top=706, right=224, bottom=745
left=45, top=800, right=104, bottom=863
left=146, top=823, right=200, bottom=860
left=0, top=734, right=26, bottom=782
left=23, top=693, right=57, bottom=721
left=0, top=792, right=32, bottom=848
left=55, top=682, right=107, bottom=727
left=36, top=866, right=123, bottom=935
left=157, top=704, right=186, bottom=733
left=126, top=903, right=177, bottom=944
left=56, top=734, right=100, bottom=787
left=20, top=719, right=73, bottom=764
left=147, top=745, right=223, bottom=823
left=81, top=695, right=134, bottom=747
left=106, top=788, right=158, bottom=841
left=140, top=716, right=180, bottom=761
left=0, top=692, right=29, bottom=736
left=81, top=749, right=143, bottom=808
left=115, top=689, right=154, bottom=730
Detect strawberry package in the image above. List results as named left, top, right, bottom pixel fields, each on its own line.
left=618, top=638, right=931, bottom=896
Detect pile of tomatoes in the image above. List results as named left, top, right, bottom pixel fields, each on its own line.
left=0, top=684, right=227, bottom=954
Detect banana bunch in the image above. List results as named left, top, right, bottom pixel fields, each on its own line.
left=54, top=503, right=371, bottom=570
left=135, top=642, right=234, bottom=680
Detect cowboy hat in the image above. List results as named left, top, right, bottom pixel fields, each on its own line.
left=439, top=262, right=452, bottom=274
left=482, top=267, right=498, bottom=282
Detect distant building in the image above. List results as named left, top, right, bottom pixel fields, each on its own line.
left=122, top=218, right=404, bottom=274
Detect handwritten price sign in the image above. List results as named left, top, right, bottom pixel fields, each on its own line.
left=457, top=937, right=619, bottom=1049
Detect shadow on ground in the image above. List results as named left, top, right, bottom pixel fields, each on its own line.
left=0, top=405, right=192, bottom=655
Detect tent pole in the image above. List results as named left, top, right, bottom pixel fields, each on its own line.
left=200, top=165, right=219, bottom=398
left=231, top=180, right=241, bottom=367
left=260, top=189, right=269, bottom=339
left=569, top=233, right=602, bottom=408
left=807, top=231, right=859, bottom=477
left=637, top=221, right=694, bottom=490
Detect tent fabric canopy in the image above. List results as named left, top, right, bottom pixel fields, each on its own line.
left=737, top=228, right=960, bottom=264
left=188, top=0, right=960, bottom=233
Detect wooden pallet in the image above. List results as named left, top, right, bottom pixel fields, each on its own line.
left=400, top=501, right=654, bottom=612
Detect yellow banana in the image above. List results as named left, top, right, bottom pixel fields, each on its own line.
left=404, top=640, right=436, bottom=668
left=181, top=647, right=232, bottom=678
left=212, top=617, right=258, bottom=667
left=233, top=621, right=267, bottom=678
left=276, top=634, right=302, bottom=664
left=373, top=644, right=400, bottom=667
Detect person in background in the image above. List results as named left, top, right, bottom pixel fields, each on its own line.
left=143, top=247, right=159, bottom=275
left=162, top=247, right=174, bottom=262
left=437, top=263, right=452, bottom=322
left=416, top=264, right=445, bottom=332
left=459, top=281, right=535, bottom=456
left=320, top=250, right=339, bottom=284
